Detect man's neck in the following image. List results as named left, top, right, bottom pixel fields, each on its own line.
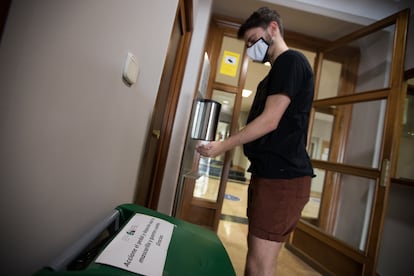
left=269, top=39, right=289, bottom=65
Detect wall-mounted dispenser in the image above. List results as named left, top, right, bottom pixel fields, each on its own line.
left=191, top=99, right=221, bottom=141
left=172, top=98, right=221, bottom=217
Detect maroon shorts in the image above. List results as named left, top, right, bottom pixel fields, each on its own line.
left=247, top=176, right=311, bottom=242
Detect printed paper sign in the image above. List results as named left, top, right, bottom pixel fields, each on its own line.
left=220, top=50, right=240, bottom=77
left=95, top=213, right=175, bottom=276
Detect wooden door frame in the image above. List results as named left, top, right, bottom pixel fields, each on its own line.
left=208, top=17, right=249, bottom=231
left=134, top=0, right=193, bottom=210
left=287, top=9, right=410, bottom=276
left=175, top=17, right=246, bottom=231
left=313, top=47, right=360, bottom=232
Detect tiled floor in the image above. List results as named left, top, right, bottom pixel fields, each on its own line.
left=214, top=179, right=321, bottom=276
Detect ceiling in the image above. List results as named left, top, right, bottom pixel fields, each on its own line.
left=211, top=0, right=413, bottom=41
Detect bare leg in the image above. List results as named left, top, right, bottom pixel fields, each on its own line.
left=244, top=233, right=282, bottom=276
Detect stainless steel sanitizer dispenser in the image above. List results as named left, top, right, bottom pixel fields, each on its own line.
left=191, top=99, right=221, bottom=141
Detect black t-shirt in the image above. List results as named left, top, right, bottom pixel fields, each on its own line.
left=243, top=49, right=314, bottom=179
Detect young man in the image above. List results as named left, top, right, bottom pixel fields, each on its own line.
left=197, top=7, right=314, bottom=276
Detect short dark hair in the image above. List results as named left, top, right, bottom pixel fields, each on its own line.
left=237, top=7, right=284, bottom=39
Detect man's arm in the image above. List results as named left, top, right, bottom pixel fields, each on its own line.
left=197, top=93, right=291, bottom=157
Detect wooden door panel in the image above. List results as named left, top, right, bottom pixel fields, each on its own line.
left=288, top=226, right=363, bottom=276
left=134, top=1, right=192, bottom=209
left=176, top=176, right=216, bottom=230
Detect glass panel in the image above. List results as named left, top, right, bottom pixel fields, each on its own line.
left=193, top=90, right=236, bottom=201
left=353, top=25, right=395, bottom=93
left=219, top=92, right=250, bottom=219
left=317, top=59, right=342, bottom=99
left=322, top=25, right=395, bottom=98
left=303, top=169, right=376, bottom=252
left=302, top=168, right=325, bottom=220
left=215, top=36, right=245, bottom=86
left=310, top=112, right=334, bottom=160
left=311, top=100, right=386, bottom=169
left=334, top=173, right=376, bottom=251
left=396, top=83, right=414, bottom=179
left=343, top=100, right=386, bottom=168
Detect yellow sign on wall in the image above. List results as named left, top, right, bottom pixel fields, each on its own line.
left=220, top=50, right=240, bottom=77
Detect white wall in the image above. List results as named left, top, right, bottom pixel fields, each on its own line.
left=157, top=0, right=213, bottom=214
left=0, top=0, right=178, bottom=274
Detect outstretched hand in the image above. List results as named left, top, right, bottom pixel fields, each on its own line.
left=196, top=141, right=224, bottom=158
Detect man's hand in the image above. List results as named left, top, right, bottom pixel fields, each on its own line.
left=196, top=141, right=224, bottom=158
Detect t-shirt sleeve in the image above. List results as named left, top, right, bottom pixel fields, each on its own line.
left=266, top=53, right=305, bottom=99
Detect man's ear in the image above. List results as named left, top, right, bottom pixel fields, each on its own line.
left=269, top=21, right=279, bottom=35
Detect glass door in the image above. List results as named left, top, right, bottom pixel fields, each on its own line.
left=287, top=9, right=410, bottom=275
left=175, top=19, right=247, bottom=231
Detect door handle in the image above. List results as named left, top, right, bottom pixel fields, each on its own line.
left=379, top=159, right=390, bottom=187
left=152, top=129, right=161, bottom=139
